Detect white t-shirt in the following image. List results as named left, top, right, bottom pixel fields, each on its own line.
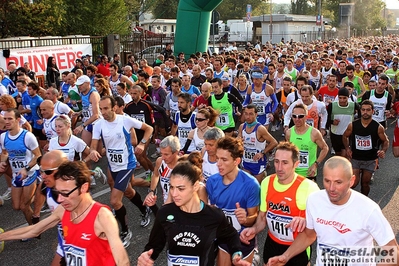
left=49, top=135, right=87, bottom=161
left=43, top=114, right=58, bottom=140
left=306, top=190, right=395, bottom=266
left=0, top=84, right=8, bottom=96
left=92, top=115, right=142, bottom=171
left=54, top=101, right=72, bottom=115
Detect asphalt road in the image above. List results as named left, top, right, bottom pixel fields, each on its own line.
left=0, top=122, right=398, bottom=266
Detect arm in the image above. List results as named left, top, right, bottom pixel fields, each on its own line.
left=19, top=146, right=41, bottom=179
left=319, top=102, right=328, bottom=133
left=228, top=93, right=242, bottom=114
left=357, top=78, right=366, bottom=98
left=135, top=122, right=154, bottom=155
left=96, top=207, right=130, bottom=266
left=130, top=128, right=138, bottom=147
left=170, top=123, right=178, bottom=136
left=239, top=211, right=267, bottom=244
left=85, top=92, right=100, bottom=126
left=342, top=123, right=353, bottom=159
left=242, top=86, right=252, bottom=106
left=181, top=129, right=195, bottom=154
left=121, top=75, right=133, bottom=88
left=144, top=158, right=162, bottom=206
left=378, top=239, right=399, bottom=266
left=376, top=124, right=389, bottom=159
left=256, top=126, right=278, bottom=161
left=0, top=205, right=63, bottom=241
left=267, top=228, right=317, bottom=265
left=89, top=138, right=102, bottom=162
left=306, top=128, right=328, bottom=177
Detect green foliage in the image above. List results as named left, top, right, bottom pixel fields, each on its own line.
left=215, top=0, right=262, bottom=21
left=150, top=0, right=179, bottom=19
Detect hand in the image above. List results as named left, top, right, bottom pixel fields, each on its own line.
left=268, top=113, right=274, bottom=122
left=192, top=94, right=198, bottom=99
left=306, top=163, right=317, bottom=177
left=72, top=111, right=82, bottom=117
left=232, top=254, right=251, bottom=266
left=377, top=150, right=386, bottom=159
left=253, top=152, right=263, bottom=162
left=346, top=148, right=352, bottom=160
left=240, top=227, right=256, bottom=245
left=89, top=150, right=102, bottom=162
left=17, top=167, right=28, bottom=180
left=286, top=216, right=306, bottom=233
left=43, top=143, right=49, bottom=152
left=73, top=124, right=84, bottom=135
left=144, top=192, right=157, bottom=207
left=36, top=119, right=43, bottom=125
left=178, top=150, right=185, bottom=156
left=266, top=255, right=288, bottom=266
left=137, top=249, right=155, bottom=266
left=320, top=128, right=326, bottom=136
left=234, top=202, right=247, bottom=225
left=0, top=162, right=7, bottom=172
left=333, top=119, right=340, bottom=125
left=134, top=143, right=145, bottom=155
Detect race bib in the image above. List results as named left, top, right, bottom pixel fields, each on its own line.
left=244, top=149, right=257, bottom=163
left=168, top=254, right=199, bottom=266
left=373, top=106, right=385, bottom=121
left=178, top=127, right=190, bottom=139
left=82, top=109, right=90, bottom=118
left=255, top=104, right=265, bottom=115
left=266, top=211, right=294, bottom=242
left=355, top=135, right=372, bottom=150
left=298, top=151, right=309, bottom=168
left=107, top=148, right=124, bottom=165
left=223, top=209, right=241, bottom=231
left=323, top=95, right=335, bottom=105
left=132, top=114, right=145, bottom=123
left=64, top=245, right=87, bottom=266
left=217, top=113, right=229, bottom=126
left=9, top=156, right=26, bottom=172
left=306, top=118, right=314, bottom=127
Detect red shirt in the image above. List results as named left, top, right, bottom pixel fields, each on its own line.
left=62, top=202, right=115, bottom=266
left=97, top=63, right=110, bottom=77
left=318, top=85, right=338, bottom=107
left=192, top=95, right=209, bottom=109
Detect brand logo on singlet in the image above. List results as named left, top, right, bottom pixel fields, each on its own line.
left=268, top=201, right=291, bottom=213
left=316, top=218, right=352, bottom=234
left=81, top=233, right=91, bottom=240
left=168, top=254, right=199, bottom=266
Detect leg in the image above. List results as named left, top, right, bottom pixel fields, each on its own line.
left=351, top=168, right=361, bottom=190
left=254, top=171, right=266, bottom=184
left=393, top=146, right=399, bottom=157
left=50, top=254, right=62, bottom=266
left=32, top=182, right=46, bottom=221
left=11, top=187, right=23, bottom=210
left=217, top=249, right=233, bottom=266
left=20, top=182, right=37, bottom=224
left=360, top=170, right=373, bottom=196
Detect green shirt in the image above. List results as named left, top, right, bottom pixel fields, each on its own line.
left=290, top=126, right=317, bottom=177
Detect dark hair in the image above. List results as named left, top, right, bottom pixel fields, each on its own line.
left=245, top=103, right=258, bottom=114
left=110, top=63, right=118, bottom=70
left=117, top=82, right=126, bottom=90
left=171, top=78, right=182, bottom=86
left=210, top=78, right=222, bottom=86
left=361, top=99, right=374, bottom=110
left=300, top=84, right=314, bottom=95
left=101, top=95, right=116, bottom=108
left=177, top=92, right=191, bottom=103
left=27, top=81, right=40, bottom=91
left=275, top=141, right=299, bottom=163
left=216, top=137, right=244, bottom=160
left=171, top=161, right=201, bottom=185
left=138, top=71, right=149, bottom=80
left=197, top=106, right=219, bottom=127
left=55, top=161, right=92, bottom=189
left=5, top=108, right=21, bottom=119
left=114, top=96, right=125, bottom=107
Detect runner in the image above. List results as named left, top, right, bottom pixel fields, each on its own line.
left=0, top=160, right=130, bottom=266
left=238, top=104, right=278, bottom=183
left=202, top=127, right=225, bottom=181
left=240, top=142, right=319, bottom=266
left=206, top=137, right=260, bottom=265
left=88, top=96, right=154, bottom=246
left=285, top=103, right=329, bottom=181
left=138, top=161, right=249, bottom=266
left=343, top=100, right=389, bottom=196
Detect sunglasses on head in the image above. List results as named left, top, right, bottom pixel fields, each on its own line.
left=195, top=118, right=207, bottom=122
left=292, top=114, right=306, bottom=119
left=39, top=167, right=58, bottom=175
left=52, top=186, right=80, bottom=198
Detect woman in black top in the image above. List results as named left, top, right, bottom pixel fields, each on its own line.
left=138, top=161, right=250, bottom=266
left=46, top=56, right=60, bottom=89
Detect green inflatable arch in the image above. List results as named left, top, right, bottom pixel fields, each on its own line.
left=174, top=0, right=223, bottom=58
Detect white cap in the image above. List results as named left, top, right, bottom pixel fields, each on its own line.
left=76, top=75, right=91, bottom=86
left=257, top=57, right=265, bottom=63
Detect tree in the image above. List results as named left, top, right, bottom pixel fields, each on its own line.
left=150, top=0, right=179, bottom=19
left=0, top=0, right=64, bottom=38
left=215, top=0, right=262, bottom=21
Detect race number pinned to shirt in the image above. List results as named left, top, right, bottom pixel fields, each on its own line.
left=306, top=118, right=314, bottom=127
left=298, top=151, right=309, bottom=168
left=107, top=148, right=124, bottom=165
left=64, top=245, right=87, bottom=266
left=222, top=209, right=241, bottom=231
left=217, top=113, right=230, bottom=127
left=266, top=211, right=294, bottom=242
left=355, top=135, right=372, bottom=150
left=178, top=127, right=191, bottom=139
left=131, top=114, right=145, bottom=123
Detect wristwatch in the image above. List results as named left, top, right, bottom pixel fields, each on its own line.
left=140, top=139, right=147, bottom=144
left=25, top=165, right=32, bottom=171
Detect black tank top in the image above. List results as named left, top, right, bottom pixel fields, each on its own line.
left=351, top=119, right=380, bottom=160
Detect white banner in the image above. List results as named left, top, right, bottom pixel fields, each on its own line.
left=0, top=44, right=92, bottom=76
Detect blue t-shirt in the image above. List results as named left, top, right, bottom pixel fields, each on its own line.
left=206, top=169, right=260, bottom=233
left=181, top=85, right=200, bottom=101
left=21, top=91, right=32, bottom=122
left=30, top=95, right=43, bottom=129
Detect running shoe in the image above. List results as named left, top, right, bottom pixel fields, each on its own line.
left=40, top=203, right=51, bottom=213
left=140, top=207, right=151, bottom=228
left=0, top=228, right=4, bottom=253
left=2, top=189, right=11, bottom=201
left=93, top=167, right=107, bottom=185
left=120, top=229, right=132, bottom=248
left=144, top=171, right=152, bottom=182
left=90, top=175, right=96, bottom=186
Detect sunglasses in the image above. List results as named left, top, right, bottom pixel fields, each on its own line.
left=292, top=114, right=306, bottom=119
left=39, top=167, right=58, bottom=175
left=195, top=118, right=207, bottom=122
left=52, top=186, right=80, bottom=198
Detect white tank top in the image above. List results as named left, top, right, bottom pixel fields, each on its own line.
left=321, top=67, right=333, bottom=85
left=159, top=160, right=173, bottom=203
left=242, top=123, right=266, bottom=163
left=370, top=90, right=388, bottom=122
left=109, top=74, right=122, bottom=96
left=202, top=151, right=218, bottom=181
left=309, top=71, right=321, bottom=88
left=192, top=128, right=204, bottom=151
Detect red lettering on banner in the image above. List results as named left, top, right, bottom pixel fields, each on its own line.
left=66, top=52, right=75, bottom=68
left=76, top=51, right=82, bottom=59
left=56, top=53, right=67, bottom=69
left=33, top=55, right=46, bottom=73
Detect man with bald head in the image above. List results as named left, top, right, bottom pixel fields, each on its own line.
left=39, top=100, right=58, bottom=150
left=268, top=156, right=399, bottom=266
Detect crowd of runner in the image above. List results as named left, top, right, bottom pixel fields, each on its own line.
left=0, top=35, right=398, bottom=265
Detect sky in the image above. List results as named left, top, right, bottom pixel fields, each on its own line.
left=386, top=0, right=399, bottom=9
